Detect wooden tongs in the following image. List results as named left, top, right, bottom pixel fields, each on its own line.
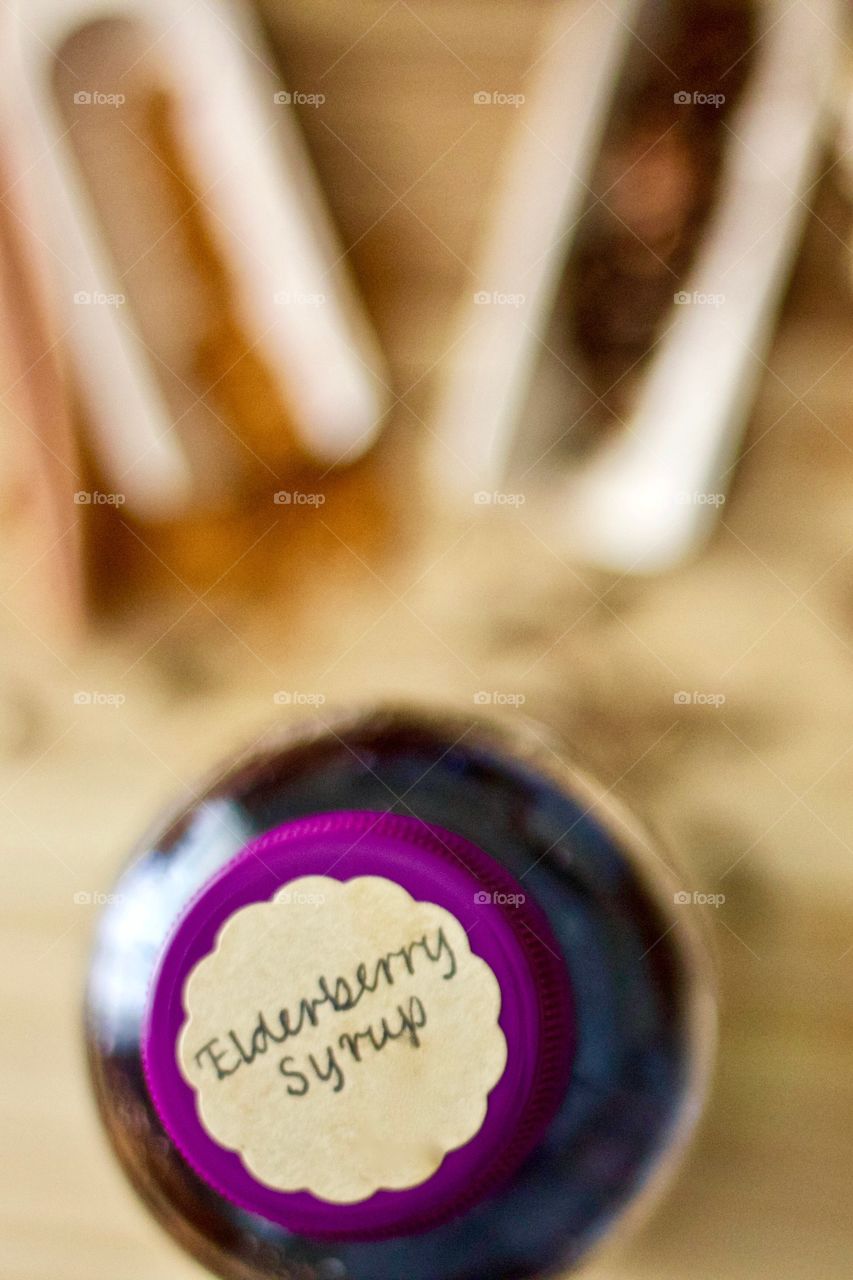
left=7, top=0, right=389, bottom=521
left=432, top=0, right=844, bottom=572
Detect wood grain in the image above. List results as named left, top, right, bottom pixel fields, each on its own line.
left=2, top=3, right=853, bottom=1278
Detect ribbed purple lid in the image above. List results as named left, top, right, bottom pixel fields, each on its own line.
left=143, top=811, right=574, bottom=1239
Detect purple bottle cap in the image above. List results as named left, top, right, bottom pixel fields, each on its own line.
left=143, top=811, right=574, bottom=1239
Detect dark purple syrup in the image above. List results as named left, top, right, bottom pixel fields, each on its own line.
left=85, top=707, right=711, bottom=1280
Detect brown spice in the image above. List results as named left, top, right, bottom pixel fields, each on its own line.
left=564, top=0, right=757, bottom=413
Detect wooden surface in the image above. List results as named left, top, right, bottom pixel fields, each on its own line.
left=3, top=3, right=853, bottom=1278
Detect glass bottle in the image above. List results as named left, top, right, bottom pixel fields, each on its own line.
left=86, top=705, right=714, bottom=1280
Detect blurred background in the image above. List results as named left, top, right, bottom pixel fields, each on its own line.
left=2, top=1, right=853, bottom=1276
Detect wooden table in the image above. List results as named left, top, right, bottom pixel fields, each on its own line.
left=2, top=3, right=853, bottom=1277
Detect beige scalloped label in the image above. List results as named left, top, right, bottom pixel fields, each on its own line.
left=177, top=875, right=507, bottom=1203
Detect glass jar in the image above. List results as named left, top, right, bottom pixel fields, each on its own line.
left=86, top=705, right=714, bottom=1279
